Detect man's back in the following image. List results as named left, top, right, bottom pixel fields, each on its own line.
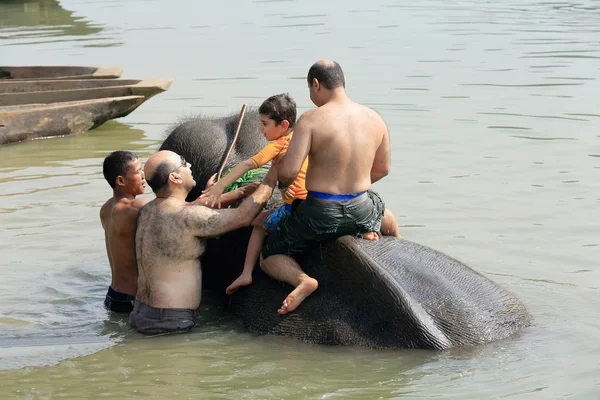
left=303, top=99, right=388, bottom=194
left=135, top=200, right=209, bottom=310
left=100, top=196, right=147, bottom=296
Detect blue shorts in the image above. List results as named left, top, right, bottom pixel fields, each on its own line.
left=264, top=203, right=292, bottom=231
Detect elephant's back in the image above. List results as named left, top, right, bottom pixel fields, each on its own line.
left=230, top=236, right=531, bottom=350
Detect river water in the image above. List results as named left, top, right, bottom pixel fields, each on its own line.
left=1, top=0, right=599, bottom=398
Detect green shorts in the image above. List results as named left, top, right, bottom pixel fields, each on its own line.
left=262, top=189, right=385, bottom=259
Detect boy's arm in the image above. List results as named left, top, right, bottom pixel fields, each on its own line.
left=199, top=159, right=255, bottom=207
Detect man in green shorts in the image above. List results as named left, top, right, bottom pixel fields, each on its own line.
left=260, top=60, right=401, bottom=315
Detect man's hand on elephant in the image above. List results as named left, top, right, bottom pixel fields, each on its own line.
left=263, top=163, right=279, bottom=186
left=239, top=182, right=260, bottom=197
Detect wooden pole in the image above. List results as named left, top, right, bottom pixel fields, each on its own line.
left=217, top=103, right=247, bottom=182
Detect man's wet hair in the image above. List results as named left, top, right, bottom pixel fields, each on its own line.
left=146, top=161, right=174, bottom=194
left=103, top=150, right=138, bottom=189
left=258, top=93, right=297, bottom=129
left=307, top=61, right=345, bottom=90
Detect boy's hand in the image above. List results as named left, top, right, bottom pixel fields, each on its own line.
left=283, top=187, right=293, bottom=202
left=200, top=183, right=225, bottom=208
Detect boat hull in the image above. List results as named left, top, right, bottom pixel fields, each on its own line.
left=0, top=66, right=124, bottom=80
left=0, top=96, right=144, bottom=145
left=0, top=78, right=173, bottom=106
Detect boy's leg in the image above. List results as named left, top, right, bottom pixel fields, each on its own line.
left=226, top=227, right=267, bottom=295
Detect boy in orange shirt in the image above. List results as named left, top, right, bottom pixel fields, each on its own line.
left=200, top=93, right=308, bottom=295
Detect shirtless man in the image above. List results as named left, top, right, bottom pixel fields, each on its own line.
left=130, top=150, right=276, bottom=334
left=260, top=60, right=401, bottom=315
left=100, top=151, right=258, bottom=314
left=100, top=151, right=149, bottom=313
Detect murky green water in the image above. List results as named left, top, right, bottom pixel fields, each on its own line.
left=1, top=0, right=599, bottom=398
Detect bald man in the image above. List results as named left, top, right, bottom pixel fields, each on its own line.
left=260, top=60, right=401, bottom=315
left=130, top=150, right=276, bottom=334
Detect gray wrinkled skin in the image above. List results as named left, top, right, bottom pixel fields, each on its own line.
left=161, top=111, right=532, bottom=350
left=160, top=110, right=267, bottom=201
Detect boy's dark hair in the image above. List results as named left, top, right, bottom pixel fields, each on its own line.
left=258, top=93, right=297, bottom=129
left=307, top=61, right=345, bottom=89
left=103, top=150, right=138, bottom=189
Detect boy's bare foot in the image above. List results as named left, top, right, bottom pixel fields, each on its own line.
left=225, top=273, right=253, bottom=295
left=278, top=277, right=319, bottom=315
left=362, top=232, right=379, bottom=241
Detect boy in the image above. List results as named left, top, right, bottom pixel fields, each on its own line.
left=200, top=93, right=308, bottom=295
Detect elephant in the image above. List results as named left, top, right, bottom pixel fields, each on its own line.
left=159, top=109, right=532, bottom=350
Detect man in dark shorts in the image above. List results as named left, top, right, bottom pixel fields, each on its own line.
left=130, top=150, right=276, bottom=334
left=262, top=190, right=386, bottom=258
left=260, top=60, right=401, bottom=315
left=100, top=151, right=149, bottom=314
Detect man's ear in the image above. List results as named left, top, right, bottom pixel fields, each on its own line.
left=169, top=172, right=183, bottom=184
left=116, top=176, right=126, bottom=187
left=312, top=78, right=320, bottom=90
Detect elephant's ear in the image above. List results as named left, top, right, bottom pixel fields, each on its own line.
left=308, top=237, right=453, bottom=350
left=351, top=237, right=531, bottom=347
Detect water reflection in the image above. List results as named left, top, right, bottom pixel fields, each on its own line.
left=0, top=121, right=156, bottom=174
left=0, top=0, right=122, bottom=47
left=0, top=0, right=101, bottom=36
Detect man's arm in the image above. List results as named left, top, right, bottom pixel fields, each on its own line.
left=279, top=113, right=312, bottom=187
left=370, top=119, right=391, bottom=184
left=186, top=167, right=277, bottom=238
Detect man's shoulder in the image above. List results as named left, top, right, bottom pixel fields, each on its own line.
left=100, top=198, right=113, bottom=212
left=113, top=196, right=149, bottom=219
left=359, top=103, right=385, bottom=120
left=299, top=108, right=319, bottom=120
left=132, top=197, right=151, bottom=209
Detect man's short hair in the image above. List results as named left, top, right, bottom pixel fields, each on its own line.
left=258, top=93, right=297, bottom=129
left=146, top=161, right=173, bottom=194
left=307, top=61, right=345, bottom=90
left=103, top=151, right=138, bottom=189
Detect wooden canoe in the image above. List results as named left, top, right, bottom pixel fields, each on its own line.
left=0, top=66, right=124, bottom=80
left=0, top=79, right=144, bottom=94
left=0, top=96, right=144, bottom=145
left=0, top=78, right=174, bottom=106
